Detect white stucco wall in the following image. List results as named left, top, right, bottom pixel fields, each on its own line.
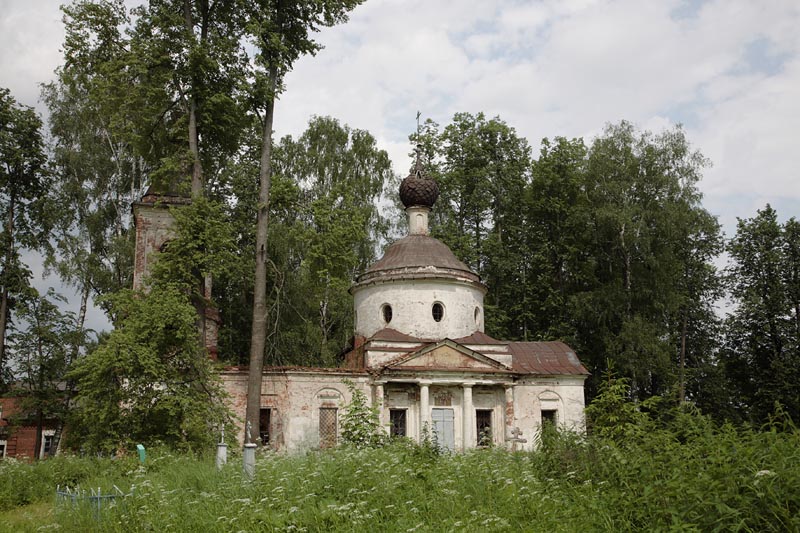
left=222, top=371, right=587, bottom=453
left=221, top=370, right=371, bottom=453
left=353, top=279, right=485, bottom=340
left=511, top=377, right=587, bottom=450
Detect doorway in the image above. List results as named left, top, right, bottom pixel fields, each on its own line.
left=476, top=409, right=493, bottom=446
left=431, top=408, right=455, bottom=451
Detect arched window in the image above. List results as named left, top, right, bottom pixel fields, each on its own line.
left=382, top=304, right=393, bottom=324
left=432, top=302, right=444, bottom=322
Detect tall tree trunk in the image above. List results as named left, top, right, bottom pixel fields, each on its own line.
left=34, top=409, right=43, bottom=461
left=795, top=302, right=800, bottom=339
left=53, top=281, right=91, bottom=455
left=0, top=193, right=15, bottom=389
left=34, top=321, right=45, bottom=460
left=184, top=0, right=203, bottom=196
left=678, top=310, right=687, bottom=404
left=246, top=64, right=279, bottom=444
left=184, top=0, right=215, bottom=356
left=620, top=223, right=632, bottom=314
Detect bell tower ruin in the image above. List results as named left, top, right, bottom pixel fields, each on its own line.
left=132, top=188, right=220, bottom=359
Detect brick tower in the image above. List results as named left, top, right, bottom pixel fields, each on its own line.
left=132, top=188, right=220, bottom=359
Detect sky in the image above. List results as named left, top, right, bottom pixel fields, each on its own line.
left=1, top=0, right=800, bottom=334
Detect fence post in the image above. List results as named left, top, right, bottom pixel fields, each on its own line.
left=243, top=443, right=256, bottom=479
left=216, top=442, right=228, bottom=470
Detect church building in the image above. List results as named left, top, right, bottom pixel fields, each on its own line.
left=133, top=158, right=588, bottom=452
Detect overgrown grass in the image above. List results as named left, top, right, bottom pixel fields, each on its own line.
left=0, top=453, right=137, bottom=512
left=2, top=422, right=799, bottom=532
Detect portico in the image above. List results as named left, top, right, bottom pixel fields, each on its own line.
left=372, top=373, right=514, bottom=450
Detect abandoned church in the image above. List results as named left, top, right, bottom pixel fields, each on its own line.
left=132, top=158, right=589, bottom=453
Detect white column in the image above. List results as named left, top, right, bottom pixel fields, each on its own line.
left=374, top=382, right=386, bottom=434
left=419, top=381, right=431, bottom=440
left=504, top=384, right=515, bottom=446
left=462, top=383, right=474, bottom=450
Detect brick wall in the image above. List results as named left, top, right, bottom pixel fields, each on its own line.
left=0, top=397, right=57, bottom=460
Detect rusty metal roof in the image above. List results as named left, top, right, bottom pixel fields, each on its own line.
left=360, top=235, right=477, bottom=279
left=454, top=331, right=506, bottom=345
left=221, top=366, right=368, bottom=375
left=366, top=331, right=587, bottom=376
left=508, top=342, right=589, bottom=375
left=368, top=327, right=431, bottom=343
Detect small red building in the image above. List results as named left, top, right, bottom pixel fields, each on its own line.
left=0, top=397, right=59, bottom=460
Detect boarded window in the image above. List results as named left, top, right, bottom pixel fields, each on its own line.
left=319, top=407, right=338, bottom=448
left=389, top=409, right=407, bottom=437
left=259, top=408, right=271, bottom=445
left=476, top=409, right=493, bottom=446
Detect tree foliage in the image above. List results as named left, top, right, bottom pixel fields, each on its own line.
left=722, top=206, right=800, bottom=423
left=0, top=88, right=50, bottom=392
left=67, top=199, right=235, bottom=452
left=211, top=116, right=392, bottom=366
left=7, top=290, right=81, bottom=458
left=417, top=116, right=723, bottom=404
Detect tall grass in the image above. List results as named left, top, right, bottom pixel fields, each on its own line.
left=2, top=420, right=799, bottom=532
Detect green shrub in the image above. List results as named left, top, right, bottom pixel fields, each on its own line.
left=339, top=380, right=385, bottom=449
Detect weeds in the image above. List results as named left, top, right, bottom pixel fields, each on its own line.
left=2, top=418, right=799, bottom=532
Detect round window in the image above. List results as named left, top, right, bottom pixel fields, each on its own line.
left=382, top=304, right=393, bottom=324
left=432, top=302, right=444, bottom=322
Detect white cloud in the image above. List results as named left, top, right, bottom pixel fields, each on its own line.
left=0, top=0, right=64, bottom=111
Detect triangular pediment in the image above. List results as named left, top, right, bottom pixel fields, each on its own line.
left=383, top=339, right=510, bottom=372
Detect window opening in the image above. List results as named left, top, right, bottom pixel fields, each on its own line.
left=432, top=302, right=444, bottom=322
left=389, top=409, right=407, bottom=437
left=382, top=304, right=393, bottom=324
left=319, top=407, right=338, bottom=448
left=541, top=409, right=557, bottom=426
left=259, top=408, right=271, bottom=445
left=476, top=409, right=493, bottom=446
left=42, top=435, right=54, bottom=458
left=0, top=440, right=6, bottom=459
left=474, top=307, right=480, bottom=325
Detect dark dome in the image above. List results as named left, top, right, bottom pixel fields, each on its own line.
left=399, top=160, right=439, bottom=208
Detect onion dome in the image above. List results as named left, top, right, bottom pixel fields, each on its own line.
left=399, top=157, right=439, bottom=208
